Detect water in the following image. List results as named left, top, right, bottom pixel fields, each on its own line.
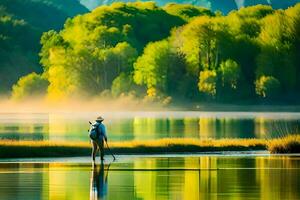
left=0, top=155, right=300, bottom=200
left=0, top=112, right=300, bottom=141
left=0, top=112, right=300, bottom=142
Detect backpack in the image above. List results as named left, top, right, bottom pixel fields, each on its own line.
left=89, top=123, right=101, bottom=140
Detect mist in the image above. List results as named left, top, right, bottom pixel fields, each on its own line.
left=0, top=95, right=167, bottom=113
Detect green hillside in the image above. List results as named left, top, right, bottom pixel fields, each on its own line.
left=0, top=0, right=88, bottom=93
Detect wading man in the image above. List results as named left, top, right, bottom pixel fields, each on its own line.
left=89, top=116, right=108, bottom=164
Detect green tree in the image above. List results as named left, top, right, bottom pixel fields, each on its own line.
left=62, top=2, right=185, bottom=52
left=7, top=2, right=300, bottom=103
left=198, top=69, right=217, bottom=97
left=163, top=3, right=214, bottom=21
left=0, top=0, right=87, bottom=94
left=256, top=11, right=297, bottom=91
left=219, top=59, right=241, bottom=89
left=111, top=73, right=134, bottom=97
left=179, top=16, right=231, bottom=76
left=231, top=5, right=274, bottom=19
left=11, top=72, right=49, bottom=100
left=40, top=30, right=69, bottom=68
left=133, top=40, right=186, bottom=98
left=133, top=40, right=170, bottom=97
left=255, top=75, right=281, bottom=99
left=65, top=42, right=138, bottom=96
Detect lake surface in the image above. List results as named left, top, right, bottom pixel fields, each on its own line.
left=0, top=112, right=300, bottom=141
left=0, top=155, right=300, bottom=200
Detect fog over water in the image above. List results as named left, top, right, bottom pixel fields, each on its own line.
left=1, top=109, right=300, bottom=142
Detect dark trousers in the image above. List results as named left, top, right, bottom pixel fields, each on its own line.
left=92, top=139, right=104, bottom=161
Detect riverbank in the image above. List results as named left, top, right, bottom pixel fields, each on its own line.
left=0, top=136, right=299, bottom=158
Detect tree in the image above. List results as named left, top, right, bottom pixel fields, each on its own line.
left=0, top=0, right=87, bottom=94
left=7, top=3, right=300, bottom=103
left=133, top=40, right=171, bottom=97
left=62, top=2, right=185, bottom=51
left=40, top=30, right=69, bottom=68
left=219, top=59, right=241, bottom=89
left=163, top=3, right=214, bottom=21
left=111, top=73, right=134, bottom=97
left=256, top=11, right=297, bottom=91
left=49, top=42, right=138, bottom=97
left=198, top=69, right=217, bottom=97
left=11, top=72, right=49, bottom=100
left=255, top=75, right=281, bottom=99
left=231, top=5, right=274, bottom=19
left=179, top=16, right=231, bottom=76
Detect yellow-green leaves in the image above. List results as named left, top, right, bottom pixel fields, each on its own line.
left=133, top=40, right=170, bottom=97
left=12, top=73, right=49, bottom=100
left=219, top=59, right=240, bottom=89
left=198, top=70, right=217, bottom=97
left=255, top=76, right=281, bottom=99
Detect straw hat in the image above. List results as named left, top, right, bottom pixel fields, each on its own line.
left=95, top=116, right=104, bottom=122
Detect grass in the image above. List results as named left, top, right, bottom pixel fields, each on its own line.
left=0, top=136, right=299, bottom=158
left=267, top=135, right=300, bottom=153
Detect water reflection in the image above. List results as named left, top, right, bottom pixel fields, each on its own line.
left=0, top=112, right=300, bottom=141
left=0, top=156, right=300, bottom=200
left=90, top=163, right=110, bottom=200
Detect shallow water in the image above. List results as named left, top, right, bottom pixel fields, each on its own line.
left=0, top=112, right=300, bottom=142
left=0, top=155, right=300, bottom=200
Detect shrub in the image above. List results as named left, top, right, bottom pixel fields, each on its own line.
left=255, top=75, right=280, bottom=98
left=268, top=135, right=300, bottom=153
left=11, top=72, right=49, bottom=100
left=198, top=70, right=217, bottom=97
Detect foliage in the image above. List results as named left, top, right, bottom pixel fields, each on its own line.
left=219, top=59, right=241, bottom=89
left=0, top=0, right=87, bottom=93
left=134, top=40, right=170, bottom=96
left=178, top=16, right=232, bottom=77
left=198, top=70, right=217, bottom=97
left=7, top=2, right=300, bottom=104
left=232, top=5, right=274, bottom=19
left=111, top=73, right=134, bottom=97
left=255, top=76, right=281, bottom=99
left=133, top=39, right=187, bottom=99
left=268, top=135, right=300, bottom=153
left=62, top=2, right=185, bottom=51
left=163, top=3, right=214, bottom=21
left=45, top=41, right=138, bottom=100
left=11, top=72, right=49, bottom=100
left=80, top=0, right=298, bottom=15
left=256, top=9, right=299, bottom=91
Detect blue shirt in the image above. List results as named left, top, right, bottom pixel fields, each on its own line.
left=95, top=122, right=107, bottom=140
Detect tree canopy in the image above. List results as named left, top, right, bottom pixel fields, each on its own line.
left=9, top=2, right=300, bottom=104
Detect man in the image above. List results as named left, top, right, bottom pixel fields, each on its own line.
left=91, top=116, right=107, bottom=164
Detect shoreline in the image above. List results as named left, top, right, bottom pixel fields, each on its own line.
left=0, top=136, right=299, bottom=158
left=6, top=152, right=300, bottom=164
left=2, top=103, right=300, bottom=113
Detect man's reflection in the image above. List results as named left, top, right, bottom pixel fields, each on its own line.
left=90, top=162, right=110, bottom=200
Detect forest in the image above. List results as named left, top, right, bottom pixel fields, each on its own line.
left=4, top=2, right=300, bottom=104
left=0, top=0, right=88, bottom=93
left=81, top=0, right=299, bottom=13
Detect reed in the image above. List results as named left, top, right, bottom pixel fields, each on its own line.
left=267, top=135, right=300, bottom=153
left=0, top=136, right=299, bottom=158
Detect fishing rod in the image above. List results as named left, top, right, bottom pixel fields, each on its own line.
left=105, top=140, right=116, bottom=161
